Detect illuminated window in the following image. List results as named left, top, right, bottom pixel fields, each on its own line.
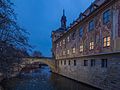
left=57, top=44, right=59, bottom=48
left=60, top=42, right=62, bottom=46
left=90, top=42, right=94, bottom=50
left=67, top=50, right=70, bottom=55
left=80, top=45, right=83, bottom=52
left=63, top=39, right=65, bottom=44
left=67, top=36, right=70, bottom=42
left=104, top=37, right=110, bottom=47
left=103, top=10, right=111, bottom=24
left=63, top=51, right=66, bottom=55
left=72, top=48, right=76, bottom=54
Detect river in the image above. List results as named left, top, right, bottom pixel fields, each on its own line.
left=1, top=66, right=99, bottom=90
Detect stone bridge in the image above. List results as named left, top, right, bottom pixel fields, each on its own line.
left=21, top=57, right=56, bottom=72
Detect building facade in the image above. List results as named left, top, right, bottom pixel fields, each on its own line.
left=52, top=0, right=120, bottom=90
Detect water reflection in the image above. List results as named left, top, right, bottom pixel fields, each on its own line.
left=3, top=66, right=98, bottom=90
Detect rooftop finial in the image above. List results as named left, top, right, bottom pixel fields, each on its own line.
left=63, top=9, right=65, bottom=16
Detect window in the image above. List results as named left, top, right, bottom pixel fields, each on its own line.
left=72, top=32, right=76, bottom=40
left=64, top=60, right=66, bottom=65
left=63, top=39, right=65, bottom=44
left=57, top=44, right=59, bottom=48
left=68, top=60, right=71, bottom=65
left=74, top=60, right=76, bottom=66
left=67, top=36, right=70, bottom=42
left=79, top=27, right=83, bottom=37
left=84, top=60, right=88, bottom=66
left=103, top=10, right=111, bottom=24
left=90, top=42, right=94, bottom=50
left=101, top=59, right=107, bottom=68
left=63, top=51, right=65, bottom=55
left=91, top=59, right=95, bottom=67
left=80, top=45, right=83, bottom=52
left=60, top=42, right=62, bottom=46
left=67, top=50, right=70, bottom=55
left=104, top=37, right=110, bottom=47
left=72, top=48, right=76, bottom=54
left=90, top=6, right=94, bottom=13
left=89, top=20, right=94, bottom=31
left=61, top=60, right=62, bottom=65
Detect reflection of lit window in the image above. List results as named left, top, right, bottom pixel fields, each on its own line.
left=63, top=39, right=65, bottom=44
left=104, top=37, right=110, bottom=47
left=80, top=45, right=83, bottom=52
left=63, top=51, right=66, bottom=55
left=67, top=36, right=70, bottom=42
left=67, top=50, right=70, bottom=55
left=90, top=42, right=94, bottom=50
left=72, top=48, right=76, bottom=53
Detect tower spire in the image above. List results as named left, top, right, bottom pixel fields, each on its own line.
left=61, top=9, right=67, bottom=30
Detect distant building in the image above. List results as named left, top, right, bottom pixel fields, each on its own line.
left=51, top=0, right=120, bottom=90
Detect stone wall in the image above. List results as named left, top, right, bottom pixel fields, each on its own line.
left=57, top=54, right=120, bottom=90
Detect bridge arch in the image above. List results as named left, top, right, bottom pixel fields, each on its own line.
left=22, top=58, right=56, bottom=72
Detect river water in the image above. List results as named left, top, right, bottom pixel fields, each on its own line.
left=2, top=66, right=99, bottom=90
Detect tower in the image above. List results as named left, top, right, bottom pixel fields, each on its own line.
left=61, top=10, right=67, bottom=30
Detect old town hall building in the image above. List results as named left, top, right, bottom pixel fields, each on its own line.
left=51, top=0, right=120, bottom=90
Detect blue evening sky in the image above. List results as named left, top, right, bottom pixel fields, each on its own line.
left=13, top=0, right=94, bottom=56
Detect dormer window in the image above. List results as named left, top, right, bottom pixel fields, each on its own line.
left=90, top=6, right=94, bottom=13
left=89, top=20, right=94, bottom=31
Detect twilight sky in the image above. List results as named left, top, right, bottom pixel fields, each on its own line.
left=13, top=0, right=94, bottom=56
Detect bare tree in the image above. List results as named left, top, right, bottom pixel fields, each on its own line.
left=0, top=0, right=30, bottom=78
left=32, top=51, right=43, bottom=58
